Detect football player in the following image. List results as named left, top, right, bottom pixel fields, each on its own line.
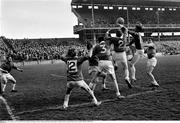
left=60, top=48, right=101, bottom=109
left=105, top=17, right=132, bottom=89
left=144, top=39, right=159, bottom=88
left=89, top=37, right=125, bottom=99
left=0, top=56, right=23, bottom=93
left=127, top=22, right=144, bottom=83
left=87, top=40, right=108, bottom=91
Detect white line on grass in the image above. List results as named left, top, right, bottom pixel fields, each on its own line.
left=16, top=89, right=164, bottom=116
left=50, top=74, right=67, bottom=79
left=0, top=96, right=18, bottom=120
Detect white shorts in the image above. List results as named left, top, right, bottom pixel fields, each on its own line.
left=135, top=49, right=144, bottom=57
left=67, top=80, right=88, bottom=89
left=88, top=66, right=99, bottom=75
left=147, top=57, right=157, bottom=67
left=1, top=73, right=16, bottom=84
left=112, top=51, right=127, bottom=63
left=99, top=60, right=115, bottom=75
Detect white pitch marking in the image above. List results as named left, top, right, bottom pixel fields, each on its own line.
left=16, top=89, right=164, bottom=116
left=50, top=74, right=66, bottom=78
left=0, top=96, right=18, bottom=120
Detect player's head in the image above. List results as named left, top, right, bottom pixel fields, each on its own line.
left=86, top=41, right=93, bottom=50
left=116, top=29, right=122, bottom=37
left=67, top=48, right=77, bottom=58
left=135, top=22, right=143, bottom=32
left=116, top=17, right=125, bottom=26
left=148, top=39, right=153, bottom=43
left=98, top=37, right=105, bottom=44
left=6, top=56, right=12, bottom=62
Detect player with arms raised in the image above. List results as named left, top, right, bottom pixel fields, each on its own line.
left=60, top=48, right=101, bottom=109
left=105, top=17, right=132, bottom=89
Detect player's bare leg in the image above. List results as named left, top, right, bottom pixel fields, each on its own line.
left=146, top=66, right=159, bottom=87
left=8, top=75, right=17, bottom=92
left=120, top=61, right=132, bottom=89
left=98, top=72, right=109, bottom=91
left=89, top=71, right=99, bottom=92
left=129, top=54, right=140, bottom=82
left=1, top=76, right=7, bottom=93
left=108, top=73, right=125, bottom=99
left=63, top=86, right=73, bottom=109
left=81, top=81, right=101, bottom=106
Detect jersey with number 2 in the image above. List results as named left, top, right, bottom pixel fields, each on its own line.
left=61, top=56, right=88, bottom=81
left=109, top=37, right=126, bottom=52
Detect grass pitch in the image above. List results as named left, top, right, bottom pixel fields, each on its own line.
left=1, top=55, right=180, bottom=120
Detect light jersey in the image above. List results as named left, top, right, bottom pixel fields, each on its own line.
left=0, top=61, right=17, bottom=73
left=128, top=30, right=143, bottom=50
left=108, top=37, right=126, bottom=52
left=147, top=46, right=156, bottom=59
left=92, top=43, right=111, bottom=60
left=61, top=56, right=88, bottom=81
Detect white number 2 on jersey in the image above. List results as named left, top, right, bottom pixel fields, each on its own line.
left=67, top=60, right=77, bottom=72
left=118, top=40, right=124, bottom=48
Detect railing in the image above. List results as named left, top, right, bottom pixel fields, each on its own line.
left=74, top=24, right=180, bottom=32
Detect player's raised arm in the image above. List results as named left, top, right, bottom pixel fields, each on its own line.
left=105, top=29, right=112, bottom=39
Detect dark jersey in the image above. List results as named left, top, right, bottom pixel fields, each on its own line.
left=128, top=30, right=143, bottom=50
left=88, top=55, right=99, bottom=66
left=147, top=46, right=156, bottom=59
left=60, top=56, right=88, bottom=81
left=108, top=37, right=126, bottom=52
left=92, top=44, right=111, bottom=60
left=0, top=61, right=17, bottom=73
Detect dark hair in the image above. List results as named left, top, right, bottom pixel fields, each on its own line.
left=67, top=48, right=76, bottom=57
left=116, top=30, right=122, bottom=37
left=86, top=41, right=93, bottom=50
left=135, top=22, right=143, bottom=32
left=98, top=37, right=104, bottom=43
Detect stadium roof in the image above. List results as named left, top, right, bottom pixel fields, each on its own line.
left=72, top=0, right=180, bottom=7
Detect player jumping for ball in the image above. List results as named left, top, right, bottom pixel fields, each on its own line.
left=60, top=48, right=101, bottom=109
left=105, top=17, right=132, bottom=89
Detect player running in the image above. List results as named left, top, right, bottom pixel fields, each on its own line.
left=105, top=17, right=132, bottom=89
left=0, top=56, right=23, bottom=94
left=88, top=37, right=125, bottom=99
left=127, top=22, right=144, bottom=83
left=60, top=48, right=101, bottom=109
left=144, top=39, right=159, bottom=88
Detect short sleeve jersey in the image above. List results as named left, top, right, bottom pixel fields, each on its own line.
left=0, top=61, right=17, bottom=73
left=109, top=37, right=126, bottom=52
left=61, top=56, right=88, bottom=81
left=128, top=31, right=143, bottom=50
left=147, top=46, right=156, bottom=59
left=92, top=43, right=111, bottom=60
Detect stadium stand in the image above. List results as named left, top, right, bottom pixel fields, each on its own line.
left=71, top=0, right=180, bottom=41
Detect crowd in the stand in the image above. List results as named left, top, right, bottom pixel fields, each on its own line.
left=7, top=39, right=87, bottom=62
left=2, top=38, right=180, bottom=62
left=155, top=41, right=180, bottom=55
